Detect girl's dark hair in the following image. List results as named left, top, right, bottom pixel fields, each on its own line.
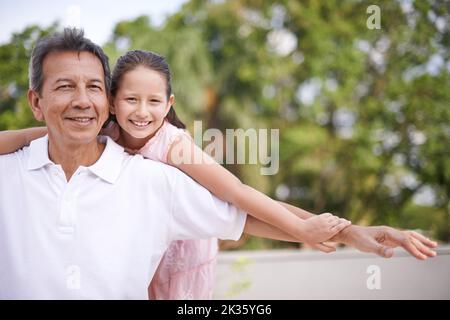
left=110, top=50, right=185, bottom=129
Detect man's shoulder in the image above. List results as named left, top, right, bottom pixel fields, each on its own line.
left=0, top=146, right=28, bottom=173
left=125, top=153, right=181, bottom=181
left=0, top=145, right=28, bottom=161
left=0, top=151, right=17, bottom=166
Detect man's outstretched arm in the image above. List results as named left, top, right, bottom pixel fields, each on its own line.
left=248, top=202, right=438, bottom=260
left=333, top=225, right=437, bottom=260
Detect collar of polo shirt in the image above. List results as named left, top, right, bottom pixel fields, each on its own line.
left=27, top=135, right=124, bottom=184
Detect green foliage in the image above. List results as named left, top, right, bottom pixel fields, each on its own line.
left=0, top=1, right=448, bottom=246
left=0, top=24, right=57, bottom=130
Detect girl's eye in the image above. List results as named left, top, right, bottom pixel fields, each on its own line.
left=150, top=99, right=160, bottom=103
left=126, top=98, right=137, bottom=102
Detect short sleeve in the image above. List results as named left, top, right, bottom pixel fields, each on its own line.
left=167, top=166, right=247, bottom=242
left=139, top=121, right=189, bottom=164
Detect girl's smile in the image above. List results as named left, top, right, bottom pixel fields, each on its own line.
left=128, top=120, right=152, bottom=128
left=110, top=66, right=174, bottom=149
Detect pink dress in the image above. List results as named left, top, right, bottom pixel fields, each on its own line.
left=103, top=121, right=218, bottom=300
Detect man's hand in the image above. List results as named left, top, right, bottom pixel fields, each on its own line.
left=334, top=225, right=438, bottom=260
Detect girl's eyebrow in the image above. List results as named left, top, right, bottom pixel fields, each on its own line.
left=120, top=91, right=138, bottom=95
left=120, top=91, right=164, bottom=97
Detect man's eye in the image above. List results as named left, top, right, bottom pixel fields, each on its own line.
left=89, top=85, right=102, bottom=91
left=57, top=85, right=72, bottom=90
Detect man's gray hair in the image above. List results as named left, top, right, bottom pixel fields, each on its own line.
left=29, top=28, right=111, bottom=94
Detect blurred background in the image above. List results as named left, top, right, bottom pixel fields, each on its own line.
left=0, top=0, right=449, bottom=252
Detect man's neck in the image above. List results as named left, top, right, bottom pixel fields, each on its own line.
left=48, top=136, right=105, bottom=181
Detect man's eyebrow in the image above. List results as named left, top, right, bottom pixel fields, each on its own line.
left=54, top=78, right=73, bottom=83
left=89, top=78, right=105, bottom=85
left=53, top=78, right=104, bottom=85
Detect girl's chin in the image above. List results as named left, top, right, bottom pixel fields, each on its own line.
left=127, top=130, right=156, bottom=140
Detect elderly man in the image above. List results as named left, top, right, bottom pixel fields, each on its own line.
left=0, top=29, right=437, bottom=299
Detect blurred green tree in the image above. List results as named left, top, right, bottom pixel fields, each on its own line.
left=0, top=24, right=57, bottom=130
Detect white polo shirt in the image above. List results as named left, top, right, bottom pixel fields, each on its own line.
left=0, top=135, right=246, bottom=299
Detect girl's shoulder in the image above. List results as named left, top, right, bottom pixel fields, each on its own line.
left=139, top=120, right=190, bottom=164
left=163, top=120, right=188, bottom=137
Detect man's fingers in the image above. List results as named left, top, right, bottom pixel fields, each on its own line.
left=380, top=228, right=436, bottom=260
left=410, top=236, right=436, bottom=258
left=409, top=231, right=438, bottom=248
left=373, top=240, right=394, bottom=258
left=367, top=239, right=393, bottom=258
left=385, top=229, right=433, bottom=260
left=382, top=246, right=394, bottom=258
left=401, top=237, right=428, bottom=260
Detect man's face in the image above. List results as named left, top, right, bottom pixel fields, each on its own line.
left=29, top=51, right=109, bottom=146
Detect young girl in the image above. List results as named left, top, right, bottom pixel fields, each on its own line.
left=0, top=50, right=350, bottom=299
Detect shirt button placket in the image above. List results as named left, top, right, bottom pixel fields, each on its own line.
left=58, top=172, right=78, bottom=235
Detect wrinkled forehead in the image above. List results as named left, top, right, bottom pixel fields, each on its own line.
left=42, top=50, right=105, bottom=84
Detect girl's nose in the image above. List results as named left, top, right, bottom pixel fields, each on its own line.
left=135, top=103, right=151, bottom=119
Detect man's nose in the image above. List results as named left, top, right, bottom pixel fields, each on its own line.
left=72, top=87, right=92, bottom=109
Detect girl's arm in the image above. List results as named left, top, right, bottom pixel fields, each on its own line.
left=0, top=127, right=47, bottom=154
left=278, top=201, right=315, bottom=220
left=244, top=215, right=338, bottom=253
left=167, top=135, right=350, bottom=244
left=244, top=215, right=301, bottom=242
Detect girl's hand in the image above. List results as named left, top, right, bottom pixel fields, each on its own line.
left=301, top=213, right=351, bottom=244
left=310, top=242, right=338, bottom=253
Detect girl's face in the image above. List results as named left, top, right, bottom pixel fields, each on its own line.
left=111, top=66, right=174, bottom=147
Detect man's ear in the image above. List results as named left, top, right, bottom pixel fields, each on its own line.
left=28, top=89, right=44, bottom=121
left=165, top=94, right=175, bottom=116
left=109, top=96, right=116, bottom=115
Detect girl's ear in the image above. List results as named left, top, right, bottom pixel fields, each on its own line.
left=28, top=90, right=44, bottom=121
left=165, top=94, right=175, bottom=116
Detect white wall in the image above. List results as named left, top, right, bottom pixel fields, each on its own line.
left=214, top=245, right=450, bottom=299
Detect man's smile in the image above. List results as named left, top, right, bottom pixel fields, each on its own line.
left=65, top=116, right=96, bottom=126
